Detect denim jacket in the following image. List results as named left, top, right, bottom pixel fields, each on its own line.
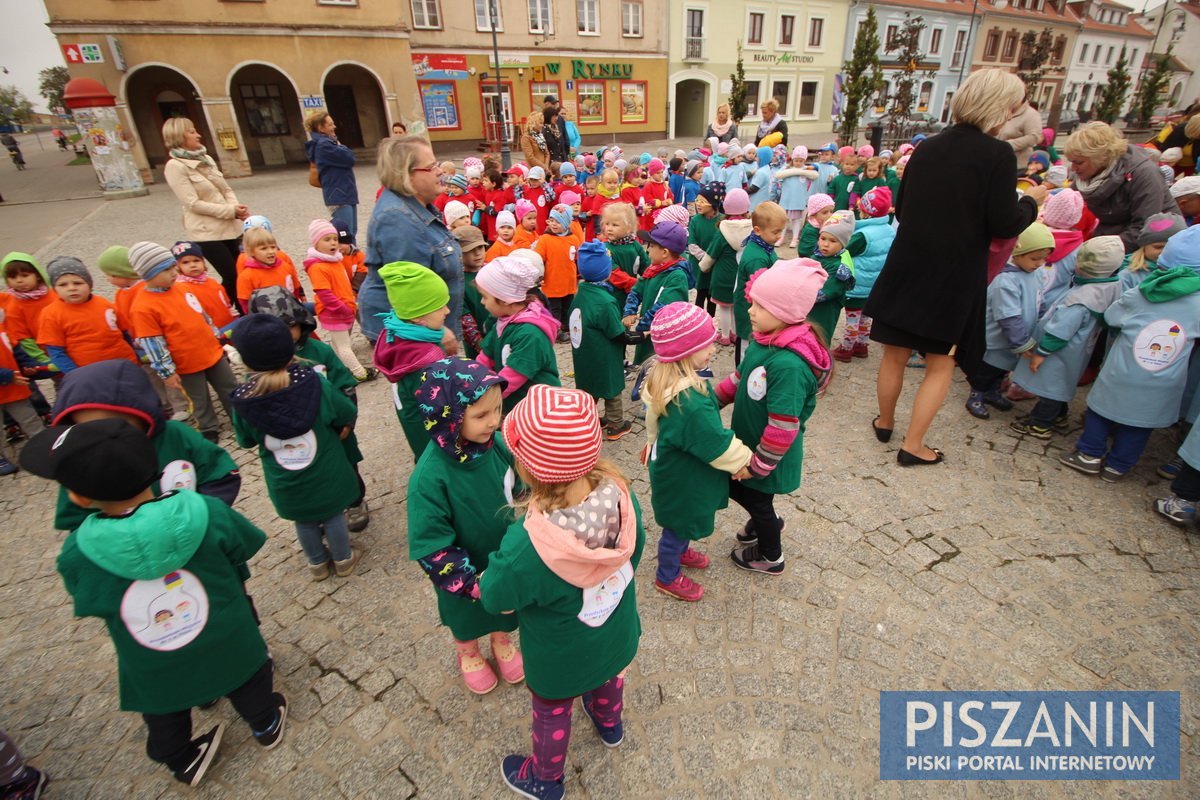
left=361, top=190, right=463, bottom=342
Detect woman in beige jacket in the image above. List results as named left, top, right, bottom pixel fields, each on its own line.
left=519, top=112, right=551, bottom=171
left=162, top=118, right=249, bottom=288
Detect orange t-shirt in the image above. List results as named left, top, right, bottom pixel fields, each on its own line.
left=37, top=295, right=138, bottom=368
left=130, top=287, right=223, bottom=375
left=179, top=278, right=235, bottom=329
left=113, top=282, right=145, bottom=331
left=237, top=259, right=303, bottom=305
left=5, top=292, right=56, bottom=343
left=512, top=227, right=538, bottom=250
left=341, top=250, right=366, bottom=280
left=533, top=231, right=582, bottom=299
left=236, top=249, right=297, bottom=276
left=485, top=239, right=518, bottom=262
left=0, top=329, right=30, bottom=404
left=306, top=260, right=356, bottom=319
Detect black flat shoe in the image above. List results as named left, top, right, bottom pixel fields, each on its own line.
left=897, top=447, right=944, bottom=466
left=872, top=416, right=893, bottom=443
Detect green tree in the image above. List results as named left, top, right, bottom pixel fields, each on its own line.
left=38, top=66, right=70, bottom=114
left=728, top=43, right=748, bottom=123
left=0, top=86, right=34, bottom=127
left=884, top=13, right=936, bottom=139
left=839, top=6, right=883, bottom=144
left=1134, top=49, right=1172, bottom=125
left=1092, top=46, right=1131, bottom=123
left=1016, top=28, right=1055, bottom=100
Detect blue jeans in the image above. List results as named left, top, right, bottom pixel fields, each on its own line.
left=329, top=204, right=358, bottom=240
left=294, top=513, right=351, bottom=565
left=656, top=528, right=688, bottom=584
left=1075, top=409, right=1153, bottom=474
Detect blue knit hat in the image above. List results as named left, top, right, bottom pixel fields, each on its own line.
left=639, top=152, right=652, bottom=165
left=757, top=146, right=772, bottom=168
left=577, top=241, right=612, bottom=282
left=549, top=204, right=574, bottom=233
left=447, top=174, right=469, bottom=190
left=1158, top=225, right=1200, bottom=271
left=559, top=161, right=576, bottom=176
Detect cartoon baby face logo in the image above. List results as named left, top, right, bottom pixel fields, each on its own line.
left=183, top=292, right=205, bottom=316
left=569, top=308, right=583, bottom=348
left=104, top=308, right=119, bottom=330
left=120, top=569, right=209, bottom=651
left=746, top=366, right=768, bottom=401
left=264, top=430, right=318, bottom=471
left=160, top=459, right=197, bottom=492
left=501, top=344, right=512, bottom=367
left=1133, top=320, right=1186, bottom=373
left=577, top=562, right=633, bottom=628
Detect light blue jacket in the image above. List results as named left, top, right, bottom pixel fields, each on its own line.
left=983, top=266, right=1042, bottom=370
left=721, top=161, right=749, bottom=191
left=747, top=164, right=774, bottom=211
left=1178, top=406, right=1200, bottom=469
left=1038, top=251, right=1078, bottom=316
left=811, top=162, right=838, bottom=196
left=1011, top=302, right=1104, bottom=403
left=845, top=217, right=895, bottom=302
left=361, top=190, right=463, bottom=342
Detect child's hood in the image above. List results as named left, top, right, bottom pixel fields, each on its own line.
left=51, top=359, right=167, bottom=436
left=373, top=335, right=444, bottom=382
left=719, top=219, right=754, bottom=251
left=229, top=364, right=323, bottom=439
left=523, top=479, right=637, bottom=588
left=75, top=490, right=208, bottom=580
left=2, top=251, right=48, bottom=285
left=1049, top=229, right=1084, bottom=264
left=1138, top=267, right=1200, bottom=304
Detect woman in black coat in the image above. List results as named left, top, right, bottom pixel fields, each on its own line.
left=863, top=69, right=1047, bottom=465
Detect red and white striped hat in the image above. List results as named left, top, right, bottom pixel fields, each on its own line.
left=503, top=384, right=603, bottom=483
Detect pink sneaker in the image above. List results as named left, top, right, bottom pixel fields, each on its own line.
left=490, top=632, right=525, bottom=684
left=679, top=547, right=710, bottom=569
left=654, top=573, right=705, bottom=601
left=456, top=644, right=498, bottom=694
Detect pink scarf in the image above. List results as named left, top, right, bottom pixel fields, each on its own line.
left=8, top=286, right=48, bottom=301
left=305, top=248, right=342, bottom=265
left=175, top=273, right=208, bottom=285
left=495, top=299, right=560, bottom=340
left=754, top=323, right=832, bottom=387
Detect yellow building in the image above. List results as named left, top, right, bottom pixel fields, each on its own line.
left=45, top=0, right=424, bottom=180
left=408, top=0, right=668, bottom=145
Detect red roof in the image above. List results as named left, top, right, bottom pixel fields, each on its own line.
left=869, top=0, right=980, bottom=16
left=1067, top=1, right=1154, bottom=36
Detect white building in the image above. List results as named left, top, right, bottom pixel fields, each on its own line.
left=1063, top=1, right=1153, bottom=116
left=1138, top=0, right=1200, bottom=111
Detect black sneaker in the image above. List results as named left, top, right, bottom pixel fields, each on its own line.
left=4, top=766, right=48, bottom=798
left=604, top=420, right=633, bottom=441
left=173, top=723, right=224, bottom=787
left=730, top=543, right=785, bottom=575
left=581, top=694, right=624, bottom=747
left=252, top=693, right=288, bottom=750
left=1009, top=419, right=1052, bottom=439
left=734, top=516, right=785, bottom=546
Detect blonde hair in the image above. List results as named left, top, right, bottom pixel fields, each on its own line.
left=600, top=167, right=620, bottom=184
left=376, top=135, right=432, bottom=196
left=243, top=366, right=292, bottom=398
left=863, top=156, right=884, bottom=176
left=716, top=103, right=731, bottom=119
left=751, top=201, right=787, bottom=229
left=514, top=458, right=628, bottom=514
left=1063, top=122, right=1128, bottom=168
left=601, top=202, right=637, bottom=233
left=161, top=117, right=195, bottom=149
left=243, top=227, right=276, bottom=251
left=439, top=161, right=456, bottom=174
left=950, top=69, right=1026, bottom=133
left=1185, top=115, right=1200, bottom=140
left=305, top=111, right=331, bottom=134
left=643, top=358, right=709, bottom=418
left=761, top=98, right=779, bottom=114
left=1125, top=250, right=1149, bottom=273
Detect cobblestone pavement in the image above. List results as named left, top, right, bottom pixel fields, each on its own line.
left=1, top=164, right=1197, bottom=798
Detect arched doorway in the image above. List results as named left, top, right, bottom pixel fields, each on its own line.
left=322, top=63, right=389, bottom=150
left=228, top=62, right=305, bottom=168
left=123, top=64, right=212, bottom=170
left=673, top=79, right=710, bottom=142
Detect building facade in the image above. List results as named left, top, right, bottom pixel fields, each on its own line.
left=46, top=0, right=428, bottom=180
left=1137, top=0, right=1200, bottom=113
left=969, top=0, right=1081, bottom=113
left=842, top=0, right=981, bottom=128
left=1063, top=1, right=1153, bottom=117
left=408, top=0, right=668, bottom=146
left=668, top=0, right=851, bottom=143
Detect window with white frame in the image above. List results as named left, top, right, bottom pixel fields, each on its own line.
left=929, top=27, right=942, bottom=55
left=886, top=24, right=899, bottom=50
left=951, top=29, right=966, bottom=67
left=475, top=0, right=502, bottom=31
left=577, top=0, right=599, bottom=34
left=808, top=17, right=824, bottom=48
left=747, top=12, right=765, bottom=46
left=621, top=1, right=642, bottom=36
left=1106, top=45, right=1114, bottom=65
left=528, top=0, right=552, bottom=34
left=779, top=14, right=795, bottom=47
left=798, top=80, right=819, bottom=117
left=744, top=79, right=762, bottom=117
left=318, top=0, right=358, bottom=5
left=771, top=80, right=791, bottom=116
left=685, top=8, right=705, bottom=59
left=410, top=0, right=441, bottom=28
left=1080, top=43, right=1089, bottom=63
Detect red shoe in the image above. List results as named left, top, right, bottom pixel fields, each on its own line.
left=852, top=342, right=869, bottom=358
left=832, top=344, right=854, bottom=363
left=654, top=573, right=704, bottom=601
left=679, top=547, right=710, bottom=569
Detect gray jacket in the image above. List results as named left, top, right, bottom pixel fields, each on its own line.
left=1080, top=145, right=1175, bottom=253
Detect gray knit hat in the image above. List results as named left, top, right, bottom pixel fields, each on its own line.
left=46, top=256, right=92, bottom=289
left=1137, top=213, right=1188, bottom=249
left=128, top=241, right=176, bottom=280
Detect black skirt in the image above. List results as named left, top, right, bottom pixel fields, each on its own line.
left=868, top=319, right=956, bottom=356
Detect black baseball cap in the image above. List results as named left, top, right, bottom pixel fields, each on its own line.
left=336, top=228, right=355, bottom=246
left=544, top=95, right=559, bottom=104
left=20, top=418, right=159, bottom=501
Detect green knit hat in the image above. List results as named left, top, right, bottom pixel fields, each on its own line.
left=380, top=262, right=450, bottom=320
left=97, top=246, right=137, bottom=279
left=1013, top=222, right=1055, bottom=256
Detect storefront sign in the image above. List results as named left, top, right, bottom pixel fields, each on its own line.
left=548, top=60, right=634, bottom=80
left=751, top=53, right=815, bottom=65
left=301, top=96, right=325, bottom=109
left=420, top=83, right=459, bottom=130
left=489, top=53, right=532, bottom=70
left=412, top=54, right=470, bottom=81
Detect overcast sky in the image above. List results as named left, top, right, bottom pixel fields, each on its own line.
left=2, top=3, right=67, bottom=113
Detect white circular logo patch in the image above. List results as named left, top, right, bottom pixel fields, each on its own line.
left=578, top=562, right=633, bottom=628
left=536, top=195, right=546, bottom=208
left=501, top=344, right=512, bottom=366
left=120, top=569, right=209, bottom=651
left=569, top=308, right=583, bottom=348
left=312, top=364, right=327, bottom=376
left=104, top=308, right=119, bottom=330
left=286, top=275, right=295, bottom=293
left=264, top=430, right=318, bottom=470
left=160, top=459, right=197, bottom=492
left=183, top=292, right=204, bottom=315
left=746, top=366, right=768, bottom=401
left=1133, top=320, right=1185, bottom=373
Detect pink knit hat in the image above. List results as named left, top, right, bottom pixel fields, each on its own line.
left=748, top=258, right=828, bottom=325
left=647, top=158, right=666, bottom=174
left=515, top=199, right=537, bottom=220
left=559, top=190, right=582, bottom=206
left=1042, top=188, right=1084, bottom=230
left=791, top=145, right=808, bottom=161
left=857, top=145, right=875, bottom=159
left=723, top=188, right=751, bottom=216
left=655, top=204, right=691, bottom=228
left=838, top=146, right=856, bottom=161
left=476, top=256, right=542, bottom=303
left=806, top=193, right=835, bottom=218
left=897, top=154, right=911, bottom=167
left=898, top=143, right=914, bottom=155
left=503, top=384, right=603, bottom=482
left=463, top=157, right=484, bottom=170
left=857, top=186, right=893, bottom=219
left=308, top=219, right=337, bottom=248
left=650, top=301, right=717, bottom=363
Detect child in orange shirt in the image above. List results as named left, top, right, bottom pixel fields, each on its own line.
left=234, top=215, right=299, bottom=278
left=533, top=204, right=582, bottom=344
left=3, top=252, right=56, bottom=371
left=485, top=210, right=519, bottom=261
left=512, top=199, right=540, bottom=249
left=0, top=319, right=44, bottom=474
left=37, top=257, right=138, bottom=373
left=236, top=227, right=305, bottom=314
left=172, top=241, right=236, bottom=329
left=558, top=190, right=587, bottom=239
left=128, top=241, right=237, bottom=443
left=304, top=220, right=373, bottom=382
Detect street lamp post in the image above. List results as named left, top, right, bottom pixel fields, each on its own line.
left=488, top=0, right=511, bottom=169
left=957, top=0, right=981, bottom=86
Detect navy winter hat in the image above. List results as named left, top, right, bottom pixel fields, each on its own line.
left=232, top=313, right=296, bottom=372
left=698, top=181, right=727, bottom=213
left=577, top=241, right=613, bottom=282
left=171, top=241, right=205, bottom=263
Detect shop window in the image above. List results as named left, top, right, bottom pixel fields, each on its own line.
left=808, top=17, right=824, bottom=49
left=620, top=81, right=646, bottom=123
left=621, top=1, right=642, bottom=37
left=779, top=14, right=795, bottom=47
left=744, top=80, right=761, bottom=117
left=475, top=0, right=502, bottom=31
left=576, top=81, right=606, bottom=125
left=873, top=81, right=888, bottom=114
left=798, top=81, right=819, bottom=117
left=528, top=0, right=553, bottom=35
left=771, top=81, right=791, bottom=116
left=577, top=0, right=599, bottom=35
left=239, top=84, right=290, bottom=136
left=410, top=0, right=441, bottom=29
left=419, top=81, right=461, bottom=130
left=747, top=12, right=764, bottom=46
left=531, top=81, right=561, bottom=113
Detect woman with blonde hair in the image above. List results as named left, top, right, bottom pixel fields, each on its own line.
left=162, top=117, right=248, bottom=288
left=1065, top=121, right=1175, bottom=251
left=705, top=103, right=737, bottom=145
left=519, top=111, right=551, bottom=171
left=863, top=69, right=1048, bottom=465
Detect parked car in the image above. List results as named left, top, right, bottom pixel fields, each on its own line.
left=861, top=112, right=946, bottom=149
left=1054, top=109, right=1080, bottom=134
